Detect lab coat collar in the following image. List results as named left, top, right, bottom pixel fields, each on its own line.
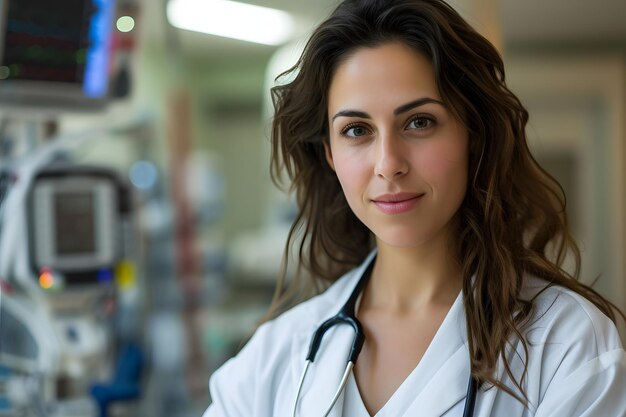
left=291, top=252, right=473, bottom=417
left=398, top=290, right=471, bottom=416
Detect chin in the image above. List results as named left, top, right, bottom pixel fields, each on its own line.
left=372, top=219, right=456, bottom=250
left=375, top=230, right=436, bottom=249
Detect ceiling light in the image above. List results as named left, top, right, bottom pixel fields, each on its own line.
left=117, top=16, right=136, bottom=32
left=167, top=0, right=295, bottom=46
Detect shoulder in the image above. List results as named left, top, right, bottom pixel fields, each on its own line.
left=518, top=278, right=626, bottom=415
left=261, top=250, right=376, bottom=338
left=204, top=257, right=370, bottom=416
left=268, top=262, right=365, bottom=334
left=225, top=263, right=362, bottom=362
left=522, top=277, right=622, bottom=354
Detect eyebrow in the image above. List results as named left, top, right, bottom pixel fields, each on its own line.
left=331, top=97, right=445, bottom=123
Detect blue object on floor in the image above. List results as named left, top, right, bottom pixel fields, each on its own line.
left=90, top=344, right=144, bottom=417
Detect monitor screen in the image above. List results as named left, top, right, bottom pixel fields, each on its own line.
left=0, top=0, right=116, bottom=111
left=54, top=191, right=96, bottom=256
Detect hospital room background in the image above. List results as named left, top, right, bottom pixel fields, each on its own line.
left=0, top=0, right=624, bottom=416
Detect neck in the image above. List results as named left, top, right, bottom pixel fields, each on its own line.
left=366, top=232, right=462, bottom=312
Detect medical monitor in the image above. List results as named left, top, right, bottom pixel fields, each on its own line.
left=0, top=0, right=116, bottom=112
left=32, top=176, right=117, bottom=271
left=29, top=166, right=129, bottom=287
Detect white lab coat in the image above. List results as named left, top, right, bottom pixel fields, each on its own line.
left=203, top=252, right=626, bottom=417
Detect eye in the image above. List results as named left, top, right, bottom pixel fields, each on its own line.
left=341, top=123, right=371, bottom=138
left=406, top=115, right=435, bottom=130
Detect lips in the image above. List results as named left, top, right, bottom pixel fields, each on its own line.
left=372, top=192, right=424, bottom=214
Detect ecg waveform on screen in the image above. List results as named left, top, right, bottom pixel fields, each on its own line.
left=1, top=0, right=97, bottom=83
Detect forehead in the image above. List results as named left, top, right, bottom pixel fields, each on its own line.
left=328, top=42, right=441, bottom=113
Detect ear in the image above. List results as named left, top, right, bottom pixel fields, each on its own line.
left=323, top=140, right=335, bottom=171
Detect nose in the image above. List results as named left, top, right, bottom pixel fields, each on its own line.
left=374, top=131, right=409, bottom=180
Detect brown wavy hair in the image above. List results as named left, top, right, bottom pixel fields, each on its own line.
left=268, top=0, right=624, bottom=403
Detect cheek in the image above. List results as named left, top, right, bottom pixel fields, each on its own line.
left=334, top=157, right=362, bottom=188
left=332, top=153, right=369, bottom=201
left=417, top=140, right=468, bottom=190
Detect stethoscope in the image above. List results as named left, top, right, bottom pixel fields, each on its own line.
left=292, top=257, right=478, bottom=417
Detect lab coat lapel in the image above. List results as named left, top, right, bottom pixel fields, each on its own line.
left=291, top=323, right=355, bottom=417
left=405, top=345, right=470, bottom=416
left=391, top=290, right=471, bottom=417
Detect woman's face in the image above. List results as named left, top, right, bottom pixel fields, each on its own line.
left=325, top=42, right=468, bottom=248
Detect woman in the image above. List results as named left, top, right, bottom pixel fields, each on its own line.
left=203, top=0, right=626, bottom=416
